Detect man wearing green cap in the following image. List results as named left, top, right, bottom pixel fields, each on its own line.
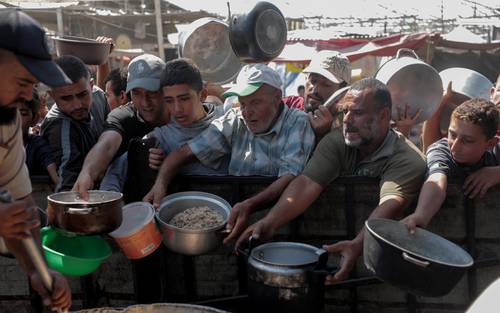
left=144, top=64, right=315, bottom=241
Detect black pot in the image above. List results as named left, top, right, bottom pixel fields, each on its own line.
left=47, top=190, right=123, bottom=235
left=364, top=218, right=473, bottom=297
left=239, top=240, right=335, bottom=313
left=229, top=1, right=287, bottom=63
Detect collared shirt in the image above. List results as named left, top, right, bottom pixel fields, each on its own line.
left=0, top=112, right=31, bottom=199
left=303, top=128, right=426, bottom=201
left=188, top=103, right=315, bottom=177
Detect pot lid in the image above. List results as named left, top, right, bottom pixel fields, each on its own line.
left=366, top=218, right=473, bottom=267
left=250, top=242, right=322, bottom=267
left=47, top=190, right=122, bottom=205
left=109, top=202, right=154, bottom=238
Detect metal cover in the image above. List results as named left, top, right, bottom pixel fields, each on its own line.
left=251, top=242, right=321, bottom=267
left=366, top=218, right=473, bottom=267
left=180, top=18, right=243, bottom=84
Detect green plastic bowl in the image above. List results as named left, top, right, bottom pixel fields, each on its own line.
left=41, top=227, right=111, bottom=276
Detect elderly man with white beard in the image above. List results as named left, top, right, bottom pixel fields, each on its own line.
left=236, top=77, right=426, bottom=284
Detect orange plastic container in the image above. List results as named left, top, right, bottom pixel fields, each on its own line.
left=110, top=202, right=161, bottom=259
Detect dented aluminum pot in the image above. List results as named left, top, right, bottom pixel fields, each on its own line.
left=241, top=240, right=334, bottom=313
left=47, top=190, right=123, bottom=235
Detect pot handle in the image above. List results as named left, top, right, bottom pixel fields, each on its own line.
left=236, top=235, right=259, bottom=259
left=396, top=48, right=419, bottom=60
left=402, top=252, right=430, bottom=268
left=66, top=207, right=94, bottom=214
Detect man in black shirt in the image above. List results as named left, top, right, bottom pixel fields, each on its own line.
left=73, top=54, right=169, bottom=199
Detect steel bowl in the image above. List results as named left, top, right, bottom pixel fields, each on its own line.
left=53, top=35, right=112, bottom=65
left=179, top=17, right=243, bottom=84
left=438, top=67, right=493, bottom=133
left=156, top=191, right=231, bottom=256
left=375, top=49, right=443, bottom=124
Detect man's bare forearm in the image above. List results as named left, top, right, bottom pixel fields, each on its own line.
left=81, top=132, right=122, bottom=181
left=243, top=174, right=295, bottom=214
left=155, top=144, right=197, bottom=187
left=264, top=175, right=324, bottom=230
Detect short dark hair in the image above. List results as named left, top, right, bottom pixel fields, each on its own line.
left=452, top=98, right=498, bottom=139
left=350, top=77, right=392, bottom=111
left=54, top=55, right=89, bottom=83
left=160, top=58, right=203, bottom=92
left=105, top=68, right=128, bottom=97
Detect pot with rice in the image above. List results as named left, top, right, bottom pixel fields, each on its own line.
left=156, top=191, right=231, bottom=255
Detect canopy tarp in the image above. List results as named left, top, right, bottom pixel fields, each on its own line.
left=275, top=32, right=431, bottom=63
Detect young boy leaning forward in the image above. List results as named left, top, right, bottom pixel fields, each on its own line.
left=404, top=98, right=499, bottom=231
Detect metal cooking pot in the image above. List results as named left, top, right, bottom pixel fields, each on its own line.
left=364, top=218, right=473, bottom=297
left=375, top=48, right=443, bottom=124
left=156, top=191, right=230, bottom=256
left=53, top=35, right=112, bottom=65
left=229, top=1, right=287, bottom=63
left=439, top=67, right=493, bottom=133
left=239, top=240, right=334, bottom=313
left=179, top=18, right=243, bottom=84
left=75, top=303, right=229, bottom=313
left=47, top=191, right=123, bottom=235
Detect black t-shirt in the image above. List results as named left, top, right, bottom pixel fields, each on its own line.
left=104, top=103, right=154, bottom=157
left=426, top=138, right=500, bottom=178
left=25, top=134, right=54, bottom=176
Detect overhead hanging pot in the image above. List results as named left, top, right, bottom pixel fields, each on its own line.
left=179, top=18, right=243, bottom=84
left=229, top=1, right=287, bottom=63
left=375, top=48, right=443, bottom=124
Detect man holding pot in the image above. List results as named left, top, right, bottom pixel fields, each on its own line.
left=237, top=78, right=426, bottom=284
left=73, top=54, right=169, bottom=199
left=0, top=8, right=71, bottom=311
left=144, top=64, right=315, bottom=242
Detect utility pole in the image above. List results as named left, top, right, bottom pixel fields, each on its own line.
left=56, top=7, right=64, bottom=35
left=154, top=0, right=165, bottom=60
left=441, top=0, right=445, bottom=33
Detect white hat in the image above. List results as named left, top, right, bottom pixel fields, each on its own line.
left=303, top=50, right=352, bottom=84
left=223, top=64, right=282, bottom=98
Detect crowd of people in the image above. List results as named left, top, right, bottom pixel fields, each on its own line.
left=1, top=8, right=499, bottom=311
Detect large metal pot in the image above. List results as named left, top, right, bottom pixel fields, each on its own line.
left=439, top=67, right=493, bottom=133
left=375, top=48, right=443, bottom=124
left=47, top=191, right=123, bottom=235
left=229, top=1, right=287, bottom=63
left=179, top=18, right=243, bottom=84
left=156, top=191, right=230, bottom=256
left=75, top=303, right=229, bottom=313
left=364, top=218, right=473, bottom=297
left=53, top=35, right=112, bottom=65
left=240, top=240, right=333, bottom=313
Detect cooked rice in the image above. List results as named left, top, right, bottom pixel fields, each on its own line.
left=169, top=206, right=224, bottom=230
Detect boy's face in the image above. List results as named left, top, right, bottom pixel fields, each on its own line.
left=15, top=102, right=35, bottom=135
left=162, top=84, right=205, bottom=127
left=447, top=117, right=497, bottom=166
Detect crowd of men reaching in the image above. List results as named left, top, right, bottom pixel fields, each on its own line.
left=1, top=8, right=499, bottom=311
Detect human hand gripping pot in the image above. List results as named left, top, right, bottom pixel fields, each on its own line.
left=323, top=238, right=363, bottom=284
left=223, top=200, right=253, bottom=245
